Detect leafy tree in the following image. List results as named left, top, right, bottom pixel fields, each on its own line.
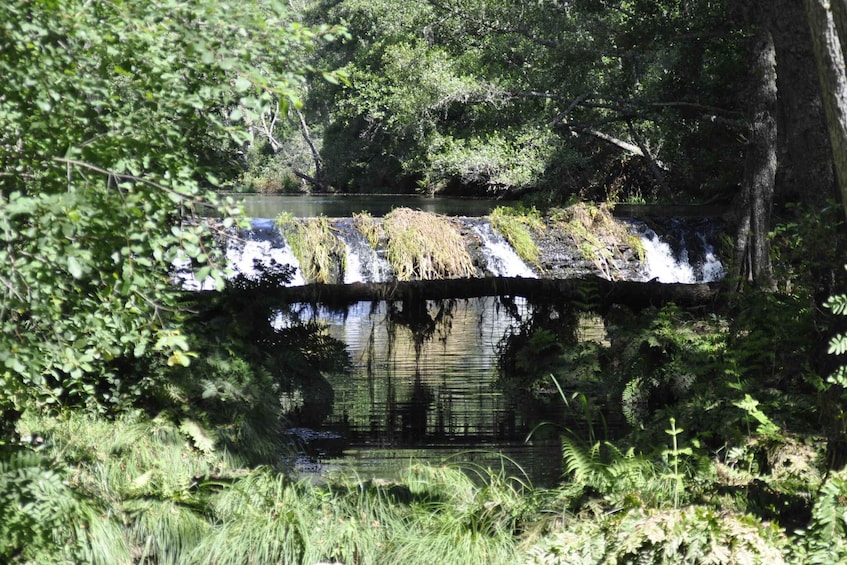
left=299, top=0, right=747, bottom=201
left=0, top=1, right=340, bottom=423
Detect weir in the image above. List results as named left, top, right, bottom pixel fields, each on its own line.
left=187, top=203, right=727, bottom=484
left=196, top=213, right=724, bottom=290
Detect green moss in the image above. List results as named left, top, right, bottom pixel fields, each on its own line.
left=488, top=205, right=545, bottom=268
left=551, top=202, right=644, bottom=279
left=383, top=208, right=475, bottom=280
left=276, top=214, right=346, bottom=284
left=353, top=210, right=382, bottom=249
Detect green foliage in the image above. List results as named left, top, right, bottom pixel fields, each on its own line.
left=609, top=304, right=725, bottom=428
left=527, top=505, right=788, bottom=564
left=826, top=287, right=847, bottom=386
left=661, top=417, right=694, bottom=509
left=391, top=464, right=528, bottom=565
left=0, top=0, right=339, bottom=415
left=197, top=472, right=309, bottom=564
left=799, top=468, right=847, bottom=563
left=0, top=450, right=129, bottom=564
left=304, top=0, right=745, bottom=197
left=733, top=394, right=782, bottom=440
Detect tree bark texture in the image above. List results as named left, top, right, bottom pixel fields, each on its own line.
left=807, top=0, right=847, bottom=221
left=771, top=0, right=836, bottom=209
left=734, top=21, right=777, bottom=288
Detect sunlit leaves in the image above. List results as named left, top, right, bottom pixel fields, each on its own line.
left=0, top=0, right=332, bottom=412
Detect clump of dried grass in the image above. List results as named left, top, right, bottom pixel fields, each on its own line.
left=353, top=211, right=382, bottom=249
left=382, top=208, right=475, bottom=280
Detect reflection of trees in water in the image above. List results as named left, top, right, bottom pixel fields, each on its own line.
left=320, top=297, right=560, bottom=444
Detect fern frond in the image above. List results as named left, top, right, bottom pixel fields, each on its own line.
left=829, top=334, right=847, bottom=356
left=561, top=437, right=610, bottom=491
left=825, top=294, right=847, bottom=316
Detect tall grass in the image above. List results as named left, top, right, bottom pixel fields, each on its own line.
left=276, top=213, right=346, bottom=283
left=383, top=208, right=476, bottom=280
left=8, top=410, right=798, bottom=564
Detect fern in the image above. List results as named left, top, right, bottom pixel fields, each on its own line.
left=0, top=449, right=128, bottom=563
left=800, top=469, right=847, bottom=563
left=825, top=286, right=847, bottom=385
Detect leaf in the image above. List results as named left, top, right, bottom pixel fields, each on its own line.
left=67, top=256, right=83, bottom=279
left=234, top=76, right=252, bottom=92
left=179, top=419, right=215, bottom=453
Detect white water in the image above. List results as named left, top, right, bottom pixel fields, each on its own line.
left=181, top=216, right=723, bottom=288
left=636, top=223, right=724, bottom=283
left=473, top=223, right=537, bottom=278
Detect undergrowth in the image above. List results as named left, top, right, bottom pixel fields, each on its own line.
left=3, top=405, right=844, bottom=563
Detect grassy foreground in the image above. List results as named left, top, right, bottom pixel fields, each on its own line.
left=3, top=408, right=846, bottom=564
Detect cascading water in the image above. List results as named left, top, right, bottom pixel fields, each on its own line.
left=628, top=219, right=724, bottom=283
left=227, top=219, right=306, bottom=286
left=206, top=215, right=723, bottom=286
left=471, top=221, right=537, bottom=278
left=333, top=219, right=393, bottom=284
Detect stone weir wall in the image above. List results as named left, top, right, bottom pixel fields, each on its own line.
left=200, top=203, right=726, bottom=292
left=229, top=203, right=718, bottom=288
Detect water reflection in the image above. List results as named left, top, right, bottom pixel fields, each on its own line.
left=282, top=297, right=565, bottom=486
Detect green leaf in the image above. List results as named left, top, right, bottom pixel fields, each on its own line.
left=179, top=419, right=216, bottom=453
left=234, top=76, right=252, bottom=92
left=67, top=256, right=83, bottom=279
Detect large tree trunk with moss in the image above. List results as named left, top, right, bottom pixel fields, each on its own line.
left=733, top=19, right=777, bottom=289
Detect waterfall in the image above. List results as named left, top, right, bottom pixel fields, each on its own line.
left=472, top=222, right=537, bottom=278
left=629, top=219, right=724, bottom=283
left=334, top=219, right=393, bottom=284
left=226, top=218, right=306, bottom=285
left=190, top=215, right=724, bottom=287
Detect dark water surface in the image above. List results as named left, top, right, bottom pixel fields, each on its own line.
left=238, top=193, right=502, bottom=218
left=280, top=298, right=569, bottom=487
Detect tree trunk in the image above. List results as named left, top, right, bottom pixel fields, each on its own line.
left=807, top=0, right=847, bottom=220
left=292, top=108, right=330, bottom=192
left=806, top=0, right=847, bottom=470
left=733, top=21, right=777, bottom=289
left=771, top=0, right=836, bottom=210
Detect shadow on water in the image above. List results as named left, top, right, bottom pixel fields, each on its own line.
left=277, top=297, right=575, bottom=487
